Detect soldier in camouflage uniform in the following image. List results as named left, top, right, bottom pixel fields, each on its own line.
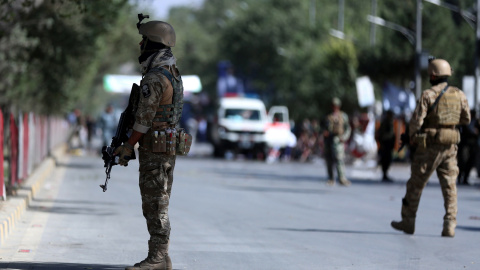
left=114, top=17, right=182, bottom=270
left=391, top=58, right=470, bottom=237
left=322, top=98, right=352, bottom=186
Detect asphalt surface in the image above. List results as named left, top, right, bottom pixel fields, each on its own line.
left=0, top=148, right=479, bottom=270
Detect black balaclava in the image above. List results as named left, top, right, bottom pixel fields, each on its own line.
left=138, top=38, right=166, bottom=64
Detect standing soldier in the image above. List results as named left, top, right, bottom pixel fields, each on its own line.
left=114, top=15, right=183, bottom=270
left=322, top=97, right=352, bottom=186
left=391, top=58, right=470, bottom=237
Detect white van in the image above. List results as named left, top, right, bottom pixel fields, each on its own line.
left=211, top=97, right=290, bottom=159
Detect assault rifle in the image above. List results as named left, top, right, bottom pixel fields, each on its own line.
left=100, top=83, right=140, bottom=192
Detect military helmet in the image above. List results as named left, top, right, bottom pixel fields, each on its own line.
left=332, top=97, right=342, bottom=106
left=138, top=21, right=176, bottom=47
left=428, top=59, right=452, bottom=77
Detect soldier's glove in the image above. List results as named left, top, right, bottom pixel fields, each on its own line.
left=114, top=142, right=134, bottom=166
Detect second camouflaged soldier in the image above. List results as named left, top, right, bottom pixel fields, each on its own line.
left=114, top=15, right=184, bottom=270
left=391, top=58, right=470, bottom=237
left=322, top=98, right=352, bottom=186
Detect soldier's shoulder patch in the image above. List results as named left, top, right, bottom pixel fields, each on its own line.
left=141, top=84, right=151, bottom=98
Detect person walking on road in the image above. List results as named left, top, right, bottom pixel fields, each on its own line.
left=391, top=58, right=470, bottom=237
left=457, top=109, right=479, bottom=185
left=322, top=97, right=352, bottom=186
left=114, top=15, right=183, bottom=270
left=376, top=110, right=395, bottom=182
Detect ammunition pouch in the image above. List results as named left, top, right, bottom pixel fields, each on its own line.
left=145, top=127, right=192, bottom=156
left=423, top=128, right=460, bottom=146
left=435, top=128, right=460, bottom=145
left=176, top=129, right=193, bottom=156
left=413, top=133, right=427, bottom=149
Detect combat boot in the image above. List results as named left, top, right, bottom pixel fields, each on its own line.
left=125, top=241, right=172, bottom=270
left=391, top=218, right=415, bottom=234
left=441, top=220, right=456, bottom=237
left=339, top=178, right=351, bottom=186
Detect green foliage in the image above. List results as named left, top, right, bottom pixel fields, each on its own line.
left=217, top=0, right=359, bottom=119
left=1, top=0, right=477, bottom=122
left=167, top=0, right=479, bottom=120
left=0, top=0, right=130, bottom=115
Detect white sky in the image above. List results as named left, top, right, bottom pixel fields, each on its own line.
left=135, top=0, right=205, bottom=19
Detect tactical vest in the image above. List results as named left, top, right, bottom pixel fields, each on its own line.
left=328, top=112, right=344, bottom=136
left=425, top=86, right=462, bottom=127
left=149, top=67, right=184, bottom=127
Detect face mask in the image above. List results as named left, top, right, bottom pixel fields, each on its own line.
left=137, top=38, right=166, bottom=64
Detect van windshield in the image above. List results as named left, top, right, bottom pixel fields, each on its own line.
left=225, top=109, right=261, bottom=120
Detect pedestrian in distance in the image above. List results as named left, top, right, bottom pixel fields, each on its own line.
left=113, top=14, right=184, bottom=270
left=376, top=110, right=395, bottom=182
left=391, top=58, right=470, bottom=237
left=457, top=109, right=479, bottom=185
left=98, top=104, right=117, bottom=149
left=66, top=108, right=85, bottom=152
left=322, top=97, right=352, bottom=186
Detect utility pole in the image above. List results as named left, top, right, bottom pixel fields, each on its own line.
left=475, top=0, right=480, bottom=110
left=339, top=0, right=344, bottom=32
left=310, top=0, right=316, bottom=28
left=415, top=0, right=423, bottom=98
left=370, top=0, right=377, bottom=46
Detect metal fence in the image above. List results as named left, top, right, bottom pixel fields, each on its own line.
left=0, top=110, right=69, bottom=200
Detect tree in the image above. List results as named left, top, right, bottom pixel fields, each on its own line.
left=218, top=0, right=359, bottom=119
left=0, top=0, right=131, bottom=115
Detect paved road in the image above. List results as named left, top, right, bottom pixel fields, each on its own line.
left=0, top=151, right=479, bottom=270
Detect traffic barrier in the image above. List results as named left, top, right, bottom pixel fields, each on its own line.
left=1, top=111, right=69, bottom=200
left=22, top=113, right=29, bottom=181
left=9, top=113, right=19, bottom=192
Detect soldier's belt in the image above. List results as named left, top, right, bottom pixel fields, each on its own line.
left=435, top=128, right=460, bottom=145
left=144, top=128, right=193, bottom=156
left=423, top=128, right=460, bottom=145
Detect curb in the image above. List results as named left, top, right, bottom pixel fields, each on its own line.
left=0, top=144, right=65, bottom=246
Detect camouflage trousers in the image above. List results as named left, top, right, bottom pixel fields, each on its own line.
left=324, top=137, right=346, bottom=180
left=401, top=144, right=458, bottom=222
left=138, top=149, right=176, bottom=246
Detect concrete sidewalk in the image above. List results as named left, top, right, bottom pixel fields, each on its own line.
left=0, top=140, right=211, bottom=246
left=0, top=145, right=65, bottom=246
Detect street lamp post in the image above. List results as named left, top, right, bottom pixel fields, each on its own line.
left=329, top=0, right=347, bottom=40
left=370, top=0, right=377, bottom=46
left=415, top=0, right=423, bottom=98
left=476, top=0, right=480, bottom=110
left=367, top=13, right=421, bottom=97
